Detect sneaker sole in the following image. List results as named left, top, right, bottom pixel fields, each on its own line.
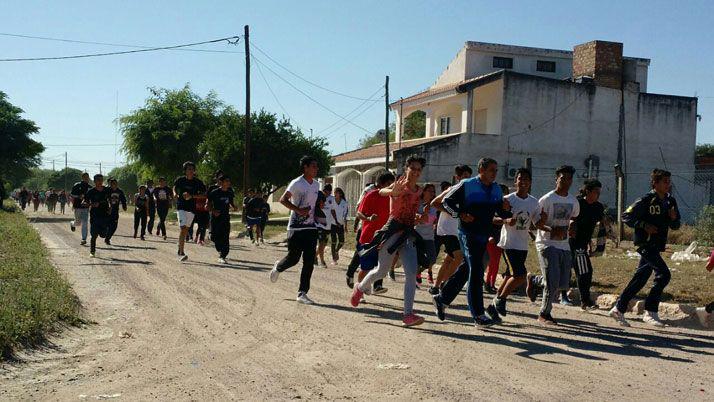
left=403, top=318, right=425, bottom=327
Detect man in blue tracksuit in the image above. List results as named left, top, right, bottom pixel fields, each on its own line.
left=432, top=157, right=508, bottom=326
left=609, top=168, right=680, bottom=328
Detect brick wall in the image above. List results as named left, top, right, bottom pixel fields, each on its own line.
left=573, top=40, right=623, bottom=89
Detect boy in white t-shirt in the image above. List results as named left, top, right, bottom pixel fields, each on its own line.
left=489, top=168, right=540, bottom=318
left=527, top=165, right=580, bottom=325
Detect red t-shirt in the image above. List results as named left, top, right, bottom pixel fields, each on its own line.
left=358, top=189, right=390, bottom=244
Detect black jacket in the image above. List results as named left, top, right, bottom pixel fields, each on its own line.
left=622, top=191, right=680, bottom=252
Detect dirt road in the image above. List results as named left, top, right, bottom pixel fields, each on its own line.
left=2, top=212, right=713, bottom=401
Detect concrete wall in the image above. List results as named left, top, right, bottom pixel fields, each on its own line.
left=473, top=79, right=504, bottom=135
left=464, top=48, right=573, bottom=82
left=433, top=47, right=467, bottom=87
left=394, top=73, right=700, bottom=221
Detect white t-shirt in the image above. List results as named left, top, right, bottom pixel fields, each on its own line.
left=498, top=192, right=540, bottom=251
left=323, top=194, right=336, bottom=227
left=436, top=212, right=458, bottom=236
left=286, top=176, right=320, bottom=235
left=332, top=199, right=349, bottom=226
left=535, top=190, right=580, bottom=251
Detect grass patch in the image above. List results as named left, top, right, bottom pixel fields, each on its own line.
left=0, top=200, right=83, bottom=359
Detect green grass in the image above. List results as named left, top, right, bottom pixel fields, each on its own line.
left=0, top=200, right=83, bottom=359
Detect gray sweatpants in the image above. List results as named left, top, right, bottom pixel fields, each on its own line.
left=536, top=246, right=572, bottom=315
left=357, top=232, right=418, bottom=316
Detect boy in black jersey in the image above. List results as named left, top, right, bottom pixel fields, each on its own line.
left=106, top=178, right=127, bottom=245
left=173, top=162, right=206, bottom=262
left=134, top=185, right=150, bottom=240
left=208, top=176, right=237, bottom=263
left=609, top=169, right=680, bottom=328
left=153, top=177, right=173, bottom=240
left=85, top=174, right=111, bottom=257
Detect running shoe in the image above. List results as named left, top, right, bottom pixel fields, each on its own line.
left=560, top=293, right=575, bottom=306
left=346, top=275, right=354, bottom=289
left=80, top=240, right=87, bottom=246
left=402, top=314, right=425, bottom=327
left=432, top=294, right=446, bottom=321
left=608, top=307, right=631, bottom=327
left=141, top=236, right=145, bottom=241
left=350, top=287, right=364, bottom=307
left=372, top=285, right=388, bottom=295
left=163, top=235, right=167, bottom=240
left=525, top=273, right=537, bottom=302
left=89, top=251, right=96, bottom=258
left=494, top=297, right=507, bottom=316
left=486, top=304, right=502, bottom=324
left=428, top=286, right=440, bottom=296
left=104, top=239, right=111, bottom=245
left=70, top=221, right=76, bottom=232
left=388, top=270, right=396, bottom=281
left=179, top=254, right=188, bottom=262
left=270, top=261, right=280, bottom=283
left=538, top=313, right=557, bottom=325
left=474, top=315, right=495, bottom=327
left=297, top=292, right=314, bottom=305
left=218, top=257, right=227, bottom=264
left=642, top=311, right=666, bottom=327
left=427, top=271, right=434, bottom=285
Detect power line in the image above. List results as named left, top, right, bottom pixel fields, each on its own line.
left=317, top=85, right=385, bottom=137
left=0, top=35, right=240, bottom=62
left=250, top=53, right=374, bottom=135
left=250, top=41, right=381, bottom=102
left=252, top=54, right=293, bottom=123
left=0, top=32, right=245, bottom=54
left=43, top=143, right=117, bottom=147
left=323, top=96, right=382, bottom=140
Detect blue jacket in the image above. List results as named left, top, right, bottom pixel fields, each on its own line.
left=442, top=177, right=507, bottom=241
left=622, top=191, right=680, bottom=252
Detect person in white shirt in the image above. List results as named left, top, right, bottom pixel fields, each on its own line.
left=489, top=168, right=540, bottom=318
left=316, top=184, right=334, bottom=267
left=269, top=156, right=322, bottom=305
left=330, top=187, right=349, bottom=265
left=527, top=165, right=580, bottom=325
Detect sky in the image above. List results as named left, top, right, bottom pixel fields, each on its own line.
left=1, top=0, right=713, bottom=176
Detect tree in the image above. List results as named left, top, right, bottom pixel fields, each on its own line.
left=47, top=168, right=84, bottom=191
left=0, top=91, right=44, bottom=189
left=200, top=109, right=332, bottom=192
left=402, top=110, right=426, bottom=140
left=106, top=165, right=140, bottom=194
left=358, top=128, right=395, bottom=149
left=120, top=85, right=223, bottom=181
left=23, top=168, right=54, bottom=190
left=696, top=143, right=714, bottom=158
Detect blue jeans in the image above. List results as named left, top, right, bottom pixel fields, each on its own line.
left=437, top=232, right=487, bottom=319
left=74, top=208, right=89, bottom=240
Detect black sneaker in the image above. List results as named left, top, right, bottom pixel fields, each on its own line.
left=474, top=314, right=495, bottom=327
left=494, top=297, right=507, bottom=316
left=484, top=283, right=497, bottom=295
left=526, top=273, right=537, bottom=302
left=432, top=294, right=446, bottom=321
left=346, top=275, right=354, bottom=289
left=486, top=304, right=502, bottom=324
left=428, top=286, right=440, bottom=296
left=104, top=239, right=111, bottom=245
left=388, top=270, right=396, bottom=281
left=80, top=240, right=87, bottom=246
left=372, top=285, right=388, bottom=295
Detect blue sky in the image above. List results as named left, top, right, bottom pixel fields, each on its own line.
left=1, top=0, right=713, bottom=175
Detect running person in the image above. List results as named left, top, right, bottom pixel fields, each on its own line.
left=260, top=193, right=270, bottom=243
left=153, top=177, right=173, bottom=240
left=242, top=189, right=255, bottom=242
left=269, top=156, right=321, bottom=305
left=609, top=169, right=681, bottom=327
left=490, top=168, right=540, bottom=318
left=208, top=175, right=237, bottom=264
left=58, top=190, right=67, bottom=214
left=145, top=179, right=156, bottom=235
left=432, top=158, right=507, bottom=327
left=330, top=187, right=349, bottom=265
left=19, top=187, right=29, bottom=210
left=173, top=161, right=206, bottom=262
left=70, top=173, right=91, bottom=245
left=84, top=174, right=111, bottom=257
left=568, top=179, right=606, bottom=310
left=316, top=185, right=334, bottom=265
left=106, top=178, right=127, bottom=245
left=484, top=184, right=510, bottom=294
left=350, top=155, right=427, bottom=327
left=526, top=165, right=580, bottom=325
left=133, top=185, right=150, bottom=240
left=245, top=189, right=266, bottom=246
left=192, top=189, right=209, bottom=245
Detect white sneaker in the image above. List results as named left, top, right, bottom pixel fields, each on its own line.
left=296, top=292, right=314, bottom=305
left=270, top=261, right=280, bottom=283
left=609, top=307, right=631, bottom=327
left=218, top=257, right=227, bottom=264
left=642, top=311, right=666, bottom=327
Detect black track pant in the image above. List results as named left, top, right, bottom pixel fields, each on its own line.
left=134, top=211, right=147, bottom=238
left=276, top=230, right=318, bottom=294
left=156, top=207, right=168, bottom=237
left=211, top=214, right=230, bottom=258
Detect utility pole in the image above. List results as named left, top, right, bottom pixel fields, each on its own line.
left=310, top=128, right=313, bottom=138
left=615, top=164, right=624, bottom=247
left=384, top=75, right=390, bottom=170
left=99, top=162, right=102, bottom=175
left=398, top=97, right=403, bottom=151
left=64, top=152, right=68, bottom=192
left=243, top=24, right=251, bottom=197
left=52, top=160, right=55, bottom=171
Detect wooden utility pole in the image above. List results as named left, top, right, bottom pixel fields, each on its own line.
left=384, top=76, right=389, bottom=170
left=243, top=24, right=251, bottom=196
left=615, top=164, right=624, bottom=247
left=64, top=152, right=68, bottom=192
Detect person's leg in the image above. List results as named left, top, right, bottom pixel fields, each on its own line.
left=106, top=216, right=118, bottom=242
left=276, top=232, right=304, bottom=271
left=574, top=249, right=594, bottom=306
left=434, top=255, right=453, bottom=287
left=464, top=237, right=488, bottom=320
left=330, top=225, right=338, bottom=262
left=140, top=213, right=147, bottom=238
left=133, top=212, right=140, bottom=237
left=79, top=209, right=88, bottom=241
left=400, top=239, right=419, bottom=316
left=298, top=230, right=318, bottom=294
left=89, top=219, right=98, bottom=254
left=317, top=230, right=327, bottom=265
left=557, top=249, right=572, bottom=304
left=437, top=259, right=470, bottom=306
left=498, top=250, right=527, bottom=299
left=148, top=207, right=155, bottom=234
left=357, top=234, right=401, bottom=293
left=537, top=247, right=561, bottom=316
left=485, top=241, right=501, bottom=287
left=643, top=251, right=671, bottom=313
left=615, top=253, right=654, bottom=313
left=157, top=208, right=167, bottom=236
left=335, top=226, right=345, bottom=261
left=347, top=249, right=361, bottom=278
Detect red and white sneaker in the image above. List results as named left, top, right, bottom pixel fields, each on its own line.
left=350, top=287, right=364, bottom=307
left=402, top=314, right=425, bottom=327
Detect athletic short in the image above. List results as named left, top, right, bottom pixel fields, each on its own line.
left=421, top=239, right=437, bottom=268
left=503, top=249, right=528, bottom=276
left=177, top=210, right=195, bottom=227
left=246, top=216, right=262, bottom=226
left=357, top=242, right=378, bottom=271
left=317, top=228, right=329, bottom=243
left=441, top=235, right=460, bottom=257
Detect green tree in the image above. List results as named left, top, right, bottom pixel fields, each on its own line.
left=696, top=143, right=714, bottom=158
left=358, top=128, right=395, bottom=149
left=0, top=91, right=44, bottom=189
left=402, top=110, right=426, bottom=140
left=23, top=168, right=54, bottom=190
left=47, top=168, right=84, bottom=191
left=120, top=85, right=222, bottom=181
left=200, top=109, right=331, bottom=192
left=106, top=164, right=140, bottom=194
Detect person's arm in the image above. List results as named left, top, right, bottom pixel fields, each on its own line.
left=280, top=190, right=309, bottom=216
left=431, top=187, right=452, bottom=213
left=120, top=191, right=127, bottom=211
left=622, top=196, right=657, bottom=234
left=441, top=181, right=469, bottom=221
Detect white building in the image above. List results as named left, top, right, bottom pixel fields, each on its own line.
left=331, top=40, right=704, bottom=220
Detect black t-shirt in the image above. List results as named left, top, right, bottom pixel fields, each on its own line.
left=108, top=188, right=127, bottom=215
left=71, top=181, right=91, bottom=208
left=145, top=187, right=156, bottom=208
left=135, top=193, right=149, bottom=212
left=85, top=187, right=111, bottom=218
left=153, top=186, right=172, bottom=209
left=571, top=198, right=605, bottom=249
left=208, top=188, right=235, bottom=217
left=246, top=197, right=264, bottom=218
left=173, top=176, right=206, bottom=212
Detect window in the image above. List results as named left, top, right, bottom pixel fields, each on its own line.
left=537, top=60, right=556, bottom=73
left=492, top=56, right=513, bottom=69
left=439, top=117, right=450, bottom=135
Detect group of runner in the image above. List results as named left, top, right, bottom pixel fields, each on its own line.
left=13, top=187, right=68, bottom=214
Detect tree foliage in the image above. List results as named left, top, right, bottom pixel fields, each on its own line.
left=22, top=168, right=54, bottom=190
left=47, top=168, right=84, bottom=191
left=357, top=110, right=425, bottom=149
left=106, top=164, right=140, bottom=193
left=0, top=91, right=44, bottom=188
left=696, top=143, right=714, bottom=158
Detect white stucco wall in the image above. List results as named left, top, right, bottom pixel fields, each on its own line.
left=464, top=49, right=573, bottom=82
left=472, top=79, right=504, bottom=135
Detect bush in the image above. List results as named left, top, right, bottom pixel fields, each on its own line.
left=695, top=205, right=714, bottom=247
